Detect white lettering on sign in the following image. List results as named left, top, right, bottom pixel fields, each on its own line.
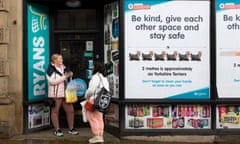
left=32, top=36, right=46, bottom=96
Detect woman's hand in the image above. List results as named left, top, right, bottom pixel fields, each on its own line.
left=65, top=71, right=73, bottom=78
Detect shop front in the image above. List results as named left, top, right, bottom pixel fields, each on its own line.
left=22, top=0, right=240, bottom=137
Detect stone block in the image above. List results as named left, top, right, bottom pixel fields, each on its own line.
left=0, top=59, right=9, bottom=76
left=0, top=13, right=7, bottom=27
left=0, top=120, right=9, bottom=138
left=0, top=28, right=9, bottom=43
left=0, top=45, right=7, bottom=59
left=0, top=77, right=7, bottom=91
left=0, top=0, right=9, bottom=12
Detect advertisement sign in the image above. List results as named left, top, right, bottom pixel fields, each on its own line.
left=27, top=3, right=49, bottom=101
left=125, top=104, right=211, bottom=129
left=216, top=105, right=240, bottom=128
left=216, top=0, right=240, bottom=98
left=28, top=103, right=50, bottom=129
left=124, top=0, right=210, bottom=99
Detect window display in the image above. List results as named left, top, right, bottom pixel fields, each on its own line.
left=216, top=105, right=240, bottom=129
left=125, top=104, right=211, bottom=129
left=104, top=1, right=119, bottom=99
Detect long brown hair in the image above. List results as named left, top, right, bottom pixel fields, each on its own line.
left=93, top=61, right=106, bottom=76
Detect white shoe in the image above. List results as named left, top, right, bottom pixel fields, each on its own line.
left=68, top=128, right=79, bottom=135
left=54, top=129, right=64, bottom=137
left=89, top=136, right=104, bottom=143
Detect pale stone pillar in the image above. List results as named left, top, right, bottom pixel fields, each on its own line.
left=0, top=0, right=23, bottom=138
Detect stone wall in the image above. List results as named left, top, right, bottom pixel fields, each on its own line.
left=0, top=0, right=23, bottom=138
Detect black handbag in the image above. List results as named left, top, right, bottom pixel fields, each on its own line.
left=94, top=75, right=112, bottom=114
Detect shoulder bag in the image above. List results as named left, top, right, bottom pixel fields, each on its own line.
left=94, top=74, right=112, bottom=114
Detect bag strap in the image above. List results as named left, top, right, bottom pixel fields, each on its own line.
left=98, top=73, right=103, bottom=87
left=54, top=73, right=59, bottom=97
left=93, top=73, right=103, bottom=99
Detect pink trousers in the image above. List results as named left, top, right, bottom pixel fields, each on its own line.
left=86, top=99, right=104, bottom=136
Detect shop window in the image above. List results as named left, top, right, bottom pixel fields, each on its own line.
left=55, top=9, right=97, bottom=30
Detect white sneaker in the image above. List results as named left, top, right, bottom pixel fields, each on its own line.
left=89, top=136, right=104, bottom=143
left=68, top=128, right=79, bottom=135
left=54, top=129, right=64, bottom=137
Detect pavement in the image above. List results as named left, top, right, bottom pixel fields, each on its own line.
left=6, top=127, right=240, bottom=144
left=10, top=128, right=121, bottom=143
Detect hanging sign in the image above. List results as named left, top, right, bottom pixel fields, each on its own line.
left=27, top=3, right=49, bottom=101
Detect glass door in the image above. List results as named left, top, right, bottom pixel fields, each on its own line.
left=55, top=34, right=97, bottom=128
left=60, top=40, right=89, bottom=81
left=55, top=34, right=98, bottom=83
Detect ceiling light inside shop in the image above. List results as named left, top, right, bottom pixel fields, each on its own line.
left=66, top=0, right=81, bottom=8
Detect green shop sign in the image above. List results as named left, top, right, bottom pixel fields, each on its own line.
left=27, top=3, right=49, bottom=101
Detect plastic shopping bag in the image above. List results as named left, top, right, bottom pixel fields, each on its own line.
left=80, top=100, right=88, bottom=123
left=65, top=80, right=78, bottom=103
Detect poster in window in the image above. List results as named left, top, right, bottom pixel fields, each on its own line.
left=216, top=0, right=240, bottom=98
left=124, top=0, right=210, bottom=99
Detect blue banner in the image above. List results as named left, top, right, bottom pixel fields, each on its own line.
left=27, top=3, right=49, bottom=101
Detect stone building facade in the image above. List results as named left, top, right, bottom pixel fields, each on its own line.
left=0, top=0, right=23, bottom=138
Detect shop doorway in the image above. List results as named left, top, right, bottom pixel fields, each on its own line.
left=52, top=7, right=102, bottom=129
left=56, top=35, right=97, bottom=81
left=53, top=9, right=101, bottom=83
left=24, top=0, right=104, bottom=132
left=55, top=34, right=98, bottom=128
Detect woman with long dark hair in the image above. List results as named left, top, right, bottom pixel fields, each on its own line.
left=84, top=61, right=110, bottom=143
